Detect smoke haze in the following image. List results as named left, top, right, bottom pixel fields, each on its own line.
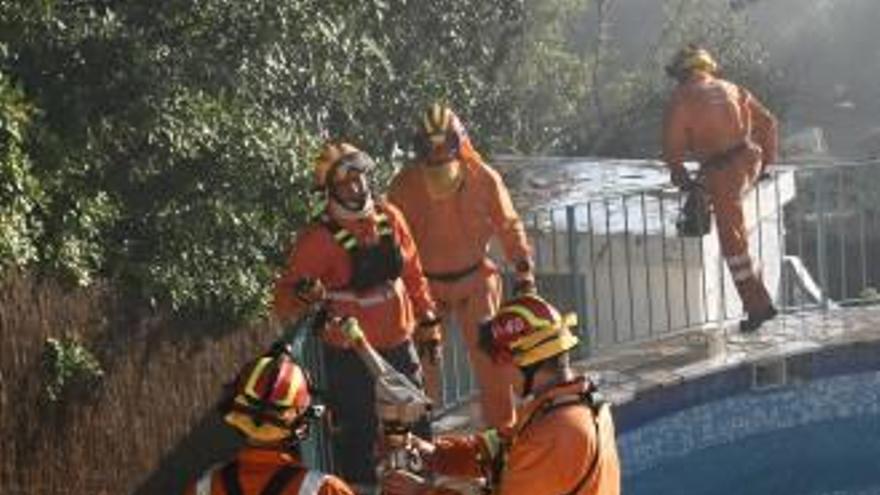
left=582, top=0, right=880, bottom=158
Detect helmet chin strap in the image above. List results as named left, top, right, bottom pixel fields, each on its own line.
left=519, top=366, right=569, bottom=400
left=520, top=365, right=539, bottom=398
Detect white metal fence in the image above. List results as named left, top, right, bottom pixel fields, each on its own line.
left=433, top=161, right=880, bottom=412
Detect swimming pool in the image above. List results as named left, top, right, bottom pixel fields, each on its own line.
left=615, top=345, right=880, bottom=494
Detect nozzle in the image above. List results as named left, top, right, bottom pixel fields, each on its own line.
left=341, top=317, right=365, bottom=343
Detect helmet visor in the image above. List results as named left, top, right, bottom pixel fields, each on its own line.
left=331, top=152, right=374, bottom=182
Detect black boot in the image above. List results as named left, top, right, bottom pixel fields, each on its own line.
left=739, top=305, right=778, bottom=333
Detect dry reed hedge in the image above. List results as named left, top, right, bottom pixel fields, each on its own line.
left=0, top=271, right=279, bottom=494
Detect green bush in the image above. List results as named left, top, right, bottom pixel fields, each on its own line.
left=40, top=337, right=104, bottom=404
left=491, top=0, right=789, bottom=156
left=0, top=0, right=529, bottom=323
left=0, top=0, right=787, bottom=325
left=0, top=67, right=42, bottom=271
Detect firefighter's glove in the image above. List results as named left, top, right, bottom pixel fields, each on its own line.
left=378, top=432, right=435, bottom=460
left=322, top=316, right=356, bottom=349
left=416, top=314, right=443, bottom=365
left=293, top=277, right=326, bottom=306
left=670, top=167, right=691, bottom=189
left=513, top=258, right=537, bottom=296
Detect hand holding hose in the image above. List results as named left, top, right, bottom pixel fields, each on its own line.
left=379, top=433, right=436, bottom=494
left=670, top=167, right=692, bottom=189
left=293, top=276, right=326, bottom=305
left=291, top=278, right=361, bottom=349
left=322, top=317, right=355, bottom=349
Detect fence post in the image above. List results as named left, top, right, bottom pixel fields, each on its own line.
left=566, top=206, right=589, bottom=357
left=816, top=169, right=830, bottom=311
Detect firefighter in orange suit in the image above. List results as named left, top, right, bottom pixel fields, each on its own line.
left=184, top=349, right=355, bottom=495
left=663, top=45, right=779, bottom=332
left=388, top=104, right=535, bottom=428
left=380, top=294, right=621, bottom=495
left=272, top=142, right=440, bottom=488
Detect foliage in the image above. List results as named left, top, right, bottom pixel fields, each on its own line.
left=489, top=0, right=592, bottom=152
left=0, top=0, right=527, bottom=322
left=40, top=337, right=104, bottom=404
left=590, top=0, right=790, bottom=157
left=0, top=64, right=42, bottom=271
left=493, top=0, right=790, bottom=156
left=0, top=0, right=787, bottom=324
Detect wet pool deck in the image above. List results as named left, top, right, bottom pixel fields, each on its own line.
left=434, top=305, right=880, bottom=433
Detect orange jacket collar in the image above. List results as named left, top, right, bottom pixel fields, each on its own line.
left=514, top=375, right=592, bottom=432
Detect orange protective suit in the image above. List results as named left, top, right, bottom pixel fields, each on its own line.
left=272, top=200, right=435, bottom=350
left=663, top=71, right=778, bottom=317
left=183, top=447, right=354, bottom=495
left=417, top=376, right=621, bottom=495
left=388, top=147, right=531, bottom=428
left=272, top=199, right=436, bottom=484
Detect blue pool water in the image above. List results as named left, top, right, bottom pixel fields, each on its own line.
left=618, top=370, right=880, bottom=494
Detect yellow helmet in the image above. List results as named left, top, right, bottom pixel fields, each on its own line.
left=666, top=45, right=719, bottom=80
left=414, top=103, right=466, bottom=160
left=223, top=352, right=314, bottom=443
left=479, top=294, right=580, bottom=368
left=312, top=141, right=375, bottom=189
left=422, top=103, right=455, bottom=140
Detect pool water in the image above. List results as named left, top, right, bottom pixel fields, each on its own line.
left=626, top=415, right=880, bottom=494
left=618, top=371, right=880, bottom=494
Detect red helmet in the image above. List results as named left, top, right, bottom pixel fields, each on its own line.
left=479, top=294, right=580, bottom=367
left=223, top=352, right=314, bottom=443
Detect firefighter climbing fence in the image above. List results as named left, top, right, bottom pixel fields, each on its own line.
left=433, top=160, right=880, bottom=415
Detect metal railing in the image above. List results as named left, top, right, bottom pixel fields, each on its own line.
left=431, top=160, right=880, bottom=414
left=297, top=160, right=880, bottom=468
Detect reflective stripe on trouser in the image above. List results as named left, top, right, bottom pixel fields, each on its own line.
left=433, top=271, right=517, bottom=429
left=707, top=158, right=772, bottom=316
left=727, top=254, right=754, bottom=283
left=726, top=253, right=772, bottom=315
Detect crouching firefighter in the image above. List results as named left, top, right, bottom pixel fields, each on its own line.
left=380, top=294, right=621, bottom=495
left=183, top=349, right=355, bottom=495
left=272, top=142, right=440, bottom=489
